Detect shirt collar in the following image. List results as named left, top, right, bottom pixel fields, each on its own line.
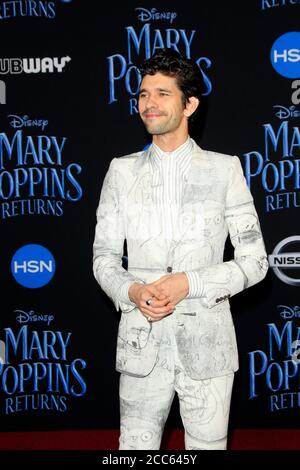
left=149, top=137, right=193, bottom=180
left=151, top=137, right=191, bottom=160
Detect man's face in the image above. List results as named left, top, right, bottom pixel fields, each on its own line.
left=138, top=72, right=186, bottom=136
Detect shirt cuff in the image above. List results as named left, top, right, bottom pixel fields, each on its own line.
left=185, top=271, right=204, bottom=299
left=120, top=280, right=136, bottom=304
left=117, top=279, right=145, bottom=313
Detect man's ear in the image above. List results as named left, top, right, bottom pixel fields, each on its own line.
left=183, top=96, right=200, bottom=118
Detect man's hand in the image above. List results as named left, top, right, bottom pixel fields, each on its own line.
left=151, top=272, right=189, bottom=306
left=128, top=283, right=176, bottom=322
left=128, top=272, right=189, bottom=322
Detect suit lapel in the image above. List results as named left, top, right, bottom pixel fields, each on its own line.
left=129, top=148, right=163, bottom=247
left=182, top=147, right=213, bottom=206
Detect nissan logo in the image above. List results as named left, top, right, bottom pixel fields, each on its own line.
left=269, top=236, right=300, bottom=286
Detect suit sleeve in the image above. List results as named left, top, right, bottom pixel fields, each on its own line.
left=93, top=158, right=144, bottom=313
left=185, top=155, right=268, bottom=308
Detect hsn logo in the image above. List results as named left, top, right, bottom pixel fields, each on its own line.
left=11, top=244, right=55, bottom=288
left=271, top=32, right=300, bottom=79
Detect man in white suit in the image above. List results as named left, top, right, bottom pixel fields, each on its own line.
left=93, top=49, right=268, bottom=450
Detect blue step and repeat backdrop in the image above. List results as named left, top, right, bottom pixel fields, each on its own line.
left=0, top=0, right=300, bottom=433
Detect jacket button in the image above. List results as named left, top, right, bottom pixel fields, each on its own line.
left=166, top=266, right=173, bottom=273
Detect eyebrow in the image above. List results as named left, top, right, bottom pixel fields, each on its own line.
left=139, top=87, right=173, bottom=94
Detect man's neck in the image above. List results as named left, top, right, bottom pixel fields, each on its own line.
left=152, top=133, right=189, bottom=152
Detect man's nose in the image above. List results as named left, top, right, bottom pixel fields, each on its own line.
left=145, top=95, right=158, bottom=108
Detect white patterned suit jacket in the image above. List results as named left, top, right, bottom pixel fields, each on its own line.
left=93, top=142, right=268, bottom=380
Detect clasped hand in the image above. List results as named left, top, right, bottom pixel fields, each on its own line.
left=128, top=272, right=189, bottom=322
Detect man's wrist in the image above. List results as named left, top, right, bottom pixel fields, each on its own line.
left=128, top=282, right=141, bottom=303
left=181, top=272, right=190, bottom=296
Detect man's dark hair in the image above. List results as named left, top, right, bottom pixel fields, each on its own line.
left=139, top=48, right=205, bottom=118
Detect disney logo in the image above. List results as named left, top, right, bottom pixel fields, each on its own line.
left=135, top=7, right=177, bottom=24
left=8, top=114, right=48, bottom=130
left=278, top=305, right=300, bottom=320
left=14, top=309, right=54, bottom=325
left=273, top=105, right=300, bottom=120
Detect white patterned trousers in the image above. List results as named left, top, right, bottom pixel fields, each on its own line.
left=119, top=315, right=234, bottom=450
